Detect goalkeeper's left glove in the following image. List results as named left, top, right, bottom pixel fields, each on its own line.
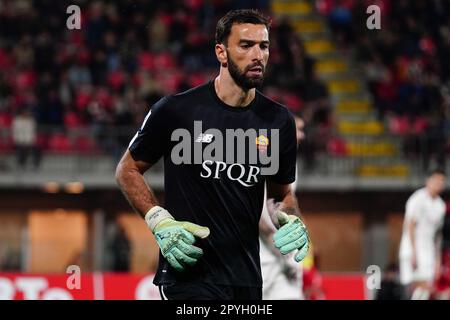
left=273, top=211, right=310, bottom=263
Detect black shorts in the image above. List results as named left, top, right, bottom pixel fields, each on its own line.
left=159, top=282, right=262, bottom=300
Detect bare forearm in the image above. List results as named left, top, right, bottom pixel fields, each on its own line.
left=266, top=181, right=300, bottom=217
left=259, top=217, right=284, bottom=257
left=279, top=192, right=301, bottom=217
left=116, top=168, right=159, bottom=218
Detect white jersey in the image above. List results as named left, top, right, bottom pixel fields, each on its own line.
left=399, top=188, right=446, bottom=284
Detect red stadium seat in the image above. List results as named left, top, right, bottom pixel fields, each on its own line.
left=188, top=73, right=206, bottom=88
left=138, top=52, right=155, bottom=71
left=388, top=115, right=409, bottom=135
left=14, top=70, right=37, bottom=91
left=64, top=111, right=84, bottom=129
left=283, top=93, right=303, bottom=113
left=0, top=135, right=13, bottom=152
left=0, top=112, right=12, bottom=128
left=75, top=90, right=92, bottom=111
left=327, top=137, right=348, bottom=156
left=47, top=133, right=71, bottom=153
left=95, top=87, right=113, bottom=110
left=0, top=49, right=11, bottom=70
left=36, top=133, right=48, bottom=149
left=154, top=53, right=176, bottom=70
left=107, top=71, right=126, bottom=91
left=72, top=136, right=98, bottom=154
left=412, top=116, right=428, bottom=134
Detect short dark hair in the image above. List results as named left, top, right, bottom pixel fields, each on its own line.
left=428, top=168, right=446, bottom=177
left=215, top=9, right=271, bottom=46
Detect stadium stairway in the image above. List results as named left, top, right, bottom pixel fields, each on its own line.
left=271, top=0, right=410, bottom=178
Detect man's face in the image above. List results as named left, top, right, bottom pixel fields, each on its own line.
left=427, top=173, right=446, bottom=195
left=225, top=23, right=269, bottom=90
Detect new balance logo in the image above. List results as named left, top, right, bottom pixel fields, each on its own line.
left=195, top=133, right=214, bottom=143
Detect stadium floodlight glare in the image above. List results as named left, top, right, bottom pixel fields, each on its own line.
left=42, top=182, right=60, bottom=193
left=64, top=182, right=84, bottom=194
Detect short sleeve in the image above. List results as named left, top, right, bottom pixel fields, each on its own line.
left=267, top=110, right=297, bottom=185
left=128, top=96, right=172, bottom=164
left=405, top=194, right=421, bottom=221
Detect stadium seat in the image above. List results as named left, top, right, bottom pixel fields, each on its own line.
left=283, top=93, right=303, bottom=113
left=138, top=52, right=155, bottom=71
left=72, top=136, right=98, bottom=154
left=412, top=116, right=428, bottom=135
left=188, top=73, right=207, bottom=88
left=327, top=137, right=348, bottom=156
left=75, top=90, right=92, bottom=111
left=293, top=20, right=325, bottom=34
left=154, top=53, right=176, bottom=70
left=327, top=80, right=359, bottom=94
left=272, top=1, right=312, bottom=15
left=338, top=121, right=384, bottom=135
left=0, top=112, right=12, bottom=128
left=304, top=39, right=334, bottom=55
left=47, top=133, right=71, bottom=154
left=0, top=135, right=13, bottom=152
left=36, top=133, right=48, bottom=150
left=335, top=100, right=371, bottom=114
left=0, top=48, right=11, bottom=69
left=64, top=111, right=84, bottom=129
left=108, top=71, right=126, bottom=91
left=346, top=142, right=396, bottom=157
left=355, top=164, right=410, bottom=177
left=315, top=59, right=348, bottom=75
left=14, top=70, right=37, bottom=91
left=388, top=115, right=409, bottom=135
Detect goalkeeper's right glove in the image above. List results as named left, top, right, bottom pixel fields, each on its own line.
left=145, top=206, right=210, bottom=272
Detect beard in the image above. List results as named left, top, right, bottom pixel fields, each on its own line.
left=227, top=52, right=265, bottom=90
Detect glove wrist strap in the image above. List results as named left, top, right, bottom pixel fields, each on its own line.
left=145, top=206, right=173, bottom=232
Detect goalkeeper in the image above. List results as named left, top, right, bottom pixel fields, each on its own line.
left=115, top=9, right=309, bottom=300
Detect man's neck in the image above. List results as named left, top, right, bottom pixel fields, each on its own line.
left=214, top=76, right=255, bottom=107
left=426, top=187, right=438, bottom=199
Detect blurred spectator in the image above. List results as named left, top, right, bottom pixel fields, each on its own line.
left=327, top=0, right=354, bottom=47
left=11, top=108, right=40, bottom=169
left=111, top=223, right=131, bottom=272
left=0, top=247, right=21, bottom=271
left=375, top=263, right=404, bottom=300
left=422, top=106, right=446, bottom=173
left=399, top=170, right=446, bottom=300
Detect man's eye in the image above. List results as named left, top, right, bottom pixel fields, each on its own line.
left=261, top=44, right=269, bottom=50
left=241, top=44, right=250, bottom=49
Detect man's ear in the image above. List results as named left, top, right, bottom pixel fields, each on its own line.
left=215, top=43, right=228, bottom=67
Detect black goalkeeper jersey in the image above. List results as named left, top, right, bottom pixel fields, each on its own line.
left=128, top=80, right=297, bottom=287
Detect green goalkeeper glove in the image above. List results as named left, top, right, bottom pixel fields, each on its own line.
left=145, top=206, right=210, bottom=272
left=273, top=211, right=310, bottom=263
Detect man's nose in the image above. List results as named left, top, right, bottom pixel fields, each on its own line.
left=251, top=46, right=264, bottom=61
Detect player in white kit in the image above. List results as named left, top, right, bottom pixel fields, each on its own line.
left=399, top=169, right=446, bottom=300
left=259, top=117, right=305, bottom=300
